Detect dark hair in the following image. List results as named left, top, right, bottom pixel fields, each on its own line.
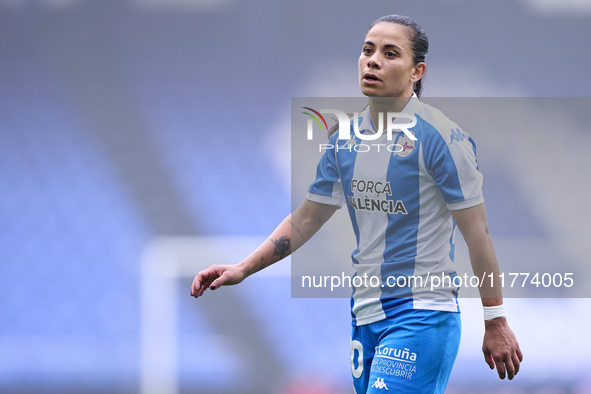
left=369, top=15, right=429, bottom=97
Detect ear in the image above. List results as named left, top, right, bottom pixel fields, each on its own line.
left=410, top=62, right=426, bottom=84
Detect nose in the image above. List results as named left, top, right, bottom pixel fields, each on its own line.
left=367, top=53, right=381, bottom=69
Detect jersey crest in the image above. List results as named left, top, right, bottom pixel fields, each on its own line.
left=393, top=131, right=416, bottom=158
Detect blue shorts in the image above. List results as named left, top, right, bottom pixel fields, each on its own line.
left=350, top=309, right=461, bottom=394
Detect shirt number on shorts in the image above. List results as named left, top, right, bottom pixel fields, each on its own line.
left=351, top=340, right=363, bottom=378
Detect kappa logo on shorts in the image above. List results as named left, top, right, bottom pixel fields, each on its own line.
left=371, top=377, right=389, bottom=390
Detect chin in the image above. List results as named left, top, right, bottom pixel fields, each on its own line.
left=360, top=85, right=380, bottom=97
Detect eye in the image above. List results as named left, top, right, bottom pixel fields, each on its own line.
left=385, top=51, right=397, bottom=58
left=363, top=47, right=373, bottom=55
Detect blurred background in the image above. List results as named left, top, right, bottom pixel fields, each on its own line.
left=1, top=0, right=591, bottom=393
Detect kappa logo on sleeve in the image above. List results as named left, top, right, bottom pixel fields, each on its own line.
left=371, top=377, right=389, bottom=390
left=449, top=128, right=468, bottom=145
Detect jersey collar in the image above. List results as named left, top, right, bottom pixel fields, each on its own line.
left=359, top=92, right=419, bottom=135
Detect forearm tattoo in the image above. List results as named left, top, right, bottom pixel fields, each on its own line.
left=270, top=236, right=291, bottom=258
left=257, top=255, right=266, bottom=271
left=288, top=219, right=305, bottom=241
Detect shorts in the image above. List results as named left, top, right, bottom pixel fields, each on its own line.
left=350, top=308, right=461, bottom=394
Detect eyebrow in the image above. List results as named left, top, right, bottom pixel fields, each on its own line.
left=364, top=41, right=403, bottom=52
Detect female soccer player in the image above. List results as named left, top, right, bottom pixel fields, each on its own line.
left=191, top=14, right=522, bottom=393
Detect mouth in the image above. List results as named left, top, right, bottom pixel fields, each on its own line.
left=362, top=73, right=381, bottom=85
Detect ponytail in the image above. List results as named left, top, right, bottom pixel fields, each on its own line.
left=414, top=78, right=423, bottom=98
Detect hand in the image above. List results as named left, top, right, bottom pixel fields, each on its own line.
left=482, top=317, right=523, bottom=380
left=190, top=264, right=247, bottom=298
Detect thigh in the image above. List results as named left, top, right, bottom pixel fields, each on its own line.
left=365, top=310, right=461, bottom=394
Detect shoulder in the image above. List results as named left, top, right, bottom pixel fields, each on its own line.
left=414, top=101, right=471, bottom=147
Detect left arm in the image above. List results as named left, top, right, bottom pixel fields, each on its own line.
left=451, top=203, right=523, bottom=380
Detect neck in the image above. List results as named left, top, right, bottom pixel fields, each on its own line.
left=368, top=94, right=413, bottom=131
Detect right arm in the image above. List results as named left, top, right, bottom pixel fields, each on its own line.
left=190, top=199, right=338, bottom=298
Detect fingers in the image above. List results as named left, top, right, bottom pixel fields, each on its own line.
left=498, top=341, right=523, bottom=380
left=210, top=274, right=224, bottom=291
left=511, top=344, right=523, bottom=377
left=190, top=264, right=244, bottom=298
left=191, top=273, right=205, bottom=298
left=488, top=350, right=520, bottom=380
left=503, top=355, right=516, bottom=380
left=483, top=348, right=494, bottom=370
left=484, top=346, right=513, bottom=380
left=493, top=353, right=507, bottom=379
left=191, top=267, right=220, bottom=298
left=512, top=352, right=521, bottom=376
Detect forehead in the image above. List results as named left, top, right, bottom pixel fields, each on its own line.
left=364, top=22, right=412, bottom=50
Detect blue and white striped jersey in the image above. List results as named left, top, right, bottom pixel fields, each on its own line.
left=306, top=97, right=483, bottom=326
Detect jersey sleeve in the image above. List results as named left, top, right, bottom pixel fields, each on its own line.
left=306, top=135, right=346, bottom=208
left=423, top=126, right=484, bottom=211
